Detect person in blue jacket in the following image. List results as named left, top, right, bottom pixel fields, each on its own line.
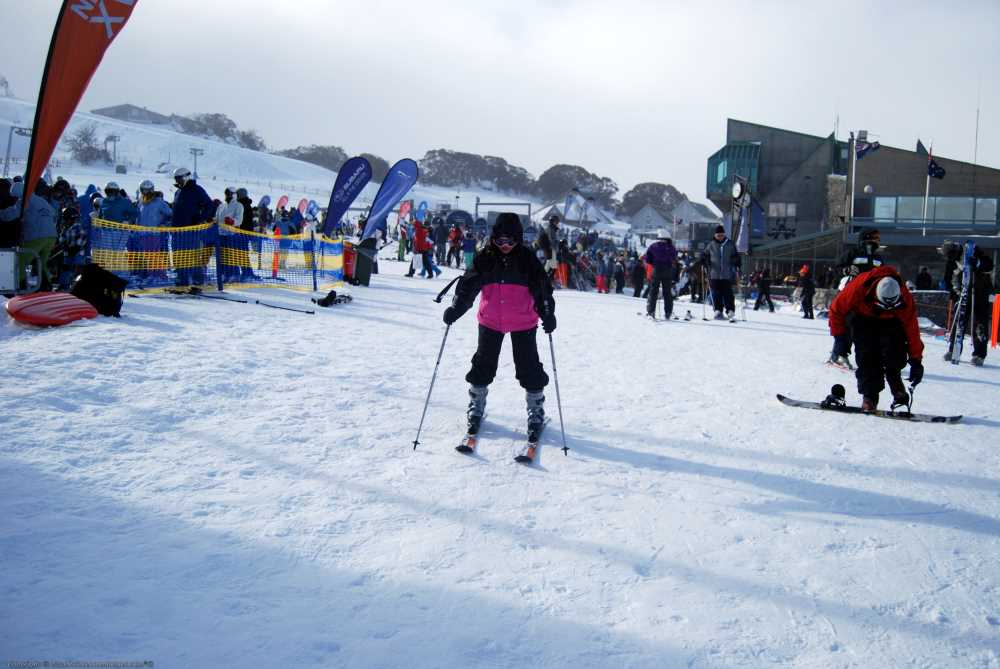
left=98, top=181, right=137, bottom=223
left=171, top=167, right=215, bottom=286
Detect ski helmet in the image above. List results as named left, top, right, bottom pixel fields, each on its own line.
left=173, top=167, right=192, bottom=188
left=105, top=181, right=120, bottom=195
left=875, top=277, right=901, bottom=309
left=139, top=179, right=155, bottom=193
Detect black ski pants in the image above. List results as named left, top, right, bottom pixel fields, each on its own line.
left=632, top=273, right=644, bottom=298
left=466, top=325, right=549, bottom=391
left=647, top=267, right=674, bottom=318
left=709, top=279, right=735, bottom=313
left=801, top=291, right=814, bottom=319
left=754, top=286, right=774, bottom=311
left=851, top=315, right=908, bottom=399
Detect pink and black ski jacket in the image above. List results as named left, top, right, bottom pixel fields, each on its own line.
left=451, top=245, right=554, bottom=333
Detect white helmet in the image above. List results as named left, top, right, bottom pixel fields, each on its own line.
left=173, top=167, right=191, bottom=187
left=139, top=179, right=155, bottom=192
left=875, top=277, right=901, bottom=309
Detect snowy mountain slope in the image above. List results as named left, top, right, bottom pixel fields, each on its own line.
left=2, top=254, right=999, bottom=668
left=0, top=97, right=542, bottom=215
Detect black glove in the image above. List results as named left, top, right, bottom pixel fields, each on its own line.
left=541, top=313, right=556, bottom=334
left=908, top=358, right=924, bottom=386
left=443, top=306, right=460, bottom=325
left=833, top=334, right=851, bottom=358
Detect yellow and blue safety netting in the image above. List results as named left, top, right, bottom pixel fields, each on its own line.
left=90, top=219, right=344, bottom=291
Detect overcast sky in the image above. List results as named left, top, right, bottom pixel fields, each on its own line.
left=3, top=0, right=999, bottom=204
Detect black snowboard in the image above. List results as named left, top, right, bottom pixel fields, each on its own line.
left=776, top=394, right=961, bottom=424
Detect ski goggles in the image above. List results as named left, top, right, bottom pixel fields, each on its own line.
left=875, top=296, right=901, bottom=310
left=493, top=235, right=517, bottom=252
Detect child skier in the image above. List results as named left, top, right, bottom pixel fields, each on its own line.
left=443, top=213, right=556, bottom=453
left=828, top=265, right=924, bottom=411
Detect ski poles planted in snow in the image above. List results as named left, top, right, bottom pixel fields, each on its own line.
left=412, top=325, right=451, bottom=450
left=548, top=333, right=569, bottom=456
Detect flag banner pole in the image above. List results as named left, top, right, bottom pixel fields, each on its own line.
left=922, top=146, right=933, bottom=237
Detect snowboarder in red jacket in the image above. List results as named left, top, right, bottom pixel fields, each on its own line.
left=443, top=213, right=555, bottom=440
left=828, top=266, right=924, bottom=411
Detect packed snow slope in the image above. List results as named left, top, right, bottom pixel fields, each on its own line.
left=2, top=256, right=999, bottom=668
left=0, top=96, right=540, bottom=213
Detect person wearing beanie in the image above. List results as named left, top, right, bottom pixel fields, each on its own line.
left=701, top=224, right=740, bottom=320
left=828, top=265, right=924, bottom=411
left=797, top=264, right=816, bottom=319
left=838, top=227, right=884, bottom=280
left=644, top=229, right=678, bottom=318
left=443, top=212, right=556, bottom=458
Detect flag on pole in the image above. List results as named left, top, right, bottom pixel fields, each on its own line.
left=22, top=0, right=139, bottom=208
left=855, top=140, right=881, bottom=160
left=928, top=156, right=946, bottom=180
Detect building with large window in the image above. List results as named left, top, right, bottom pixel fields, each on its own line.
left=707, top=119, right=1000, bottom=280
left=707, top=119, right=849, bottom=240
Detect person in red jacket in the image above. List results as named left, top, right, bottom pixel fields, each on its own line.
left=444, top=213, right=556, bottom=444
left=828, top=266, right=924, bottom=411
left=447, top=225, right=463, bottom=267
left=406, top=220, right=434, bottom=278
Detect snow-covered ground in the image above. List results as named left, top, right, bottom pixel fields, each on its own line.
left=2, top=249, right=999, bottom=668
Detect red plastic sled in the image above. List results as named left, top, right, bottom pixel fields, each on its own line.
left=5, top=292, right=99, bottom=327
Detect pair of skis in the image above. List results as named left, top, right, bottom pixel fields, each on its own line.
left=456, top=419, right=549, bottom=464
left=946, top=241, right=977, bottom=364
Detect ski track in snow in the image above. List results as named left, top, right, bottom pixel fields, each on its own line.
left=2, top=253, right=1000, bottom=668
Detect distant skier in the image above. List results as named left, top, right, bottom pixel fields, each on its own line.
left=443, top=213, right=556, bottom=443
left=797, top=265, right=815, bottom=319
left=702, top=224, right=740, bottom=320
left=645, top=230, right=677, bottom=318
left=828, top=266, right=924, bottom=411
left=752, top=267, right=774, bottom=312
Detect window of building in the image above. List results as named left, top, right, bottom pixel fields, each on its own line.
left=786, top=203, right=797, bottom=217
left=896, top=196, right=926, bottom=222
left=716, top=160, right=727, bottom=185
left=975, top=198, right=997, bottom=223
left=769, top=202, right=785, bottom=217
left=934, top=197, right=974, bottom=223
left=874, top=197, right=896, bottom=222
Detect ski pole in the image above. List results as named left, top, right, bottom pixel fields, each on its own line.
left=412, top=324, right=451, bottom=450
left=254, top=299, right=315, bottom=314
left=701, top=272, right=708, bottom=320
left=548, top=332, right=570, bottom=456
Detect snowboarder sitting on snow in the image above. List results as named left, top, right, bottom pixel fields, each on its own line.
left=828, top=266, right=924, bottom=412
left=443, top=212, right=556, bottom=440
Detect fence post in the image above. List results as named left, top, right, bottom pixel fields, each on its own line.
left=214, top=222, right=225, bottom=291
left=310, top=230, right=318, bottom=292
left=272, top=227, right=281, bottom=279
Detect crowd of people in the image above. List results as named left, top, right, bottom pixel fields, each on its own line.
left=0, top=168, right=346, bottom=291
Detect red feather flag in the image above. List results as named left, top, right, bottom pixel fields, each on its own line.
left=21, top=0, right=139, bottom=219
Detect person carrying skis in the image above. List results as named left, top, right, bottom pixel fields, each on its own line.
left=828, top=265, right=924, bottom=411
left=645, top=230, right=677, bottom=318
left=443, top=213, right=556, bottom=445
left=943, top=244, right=995, bottom=366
